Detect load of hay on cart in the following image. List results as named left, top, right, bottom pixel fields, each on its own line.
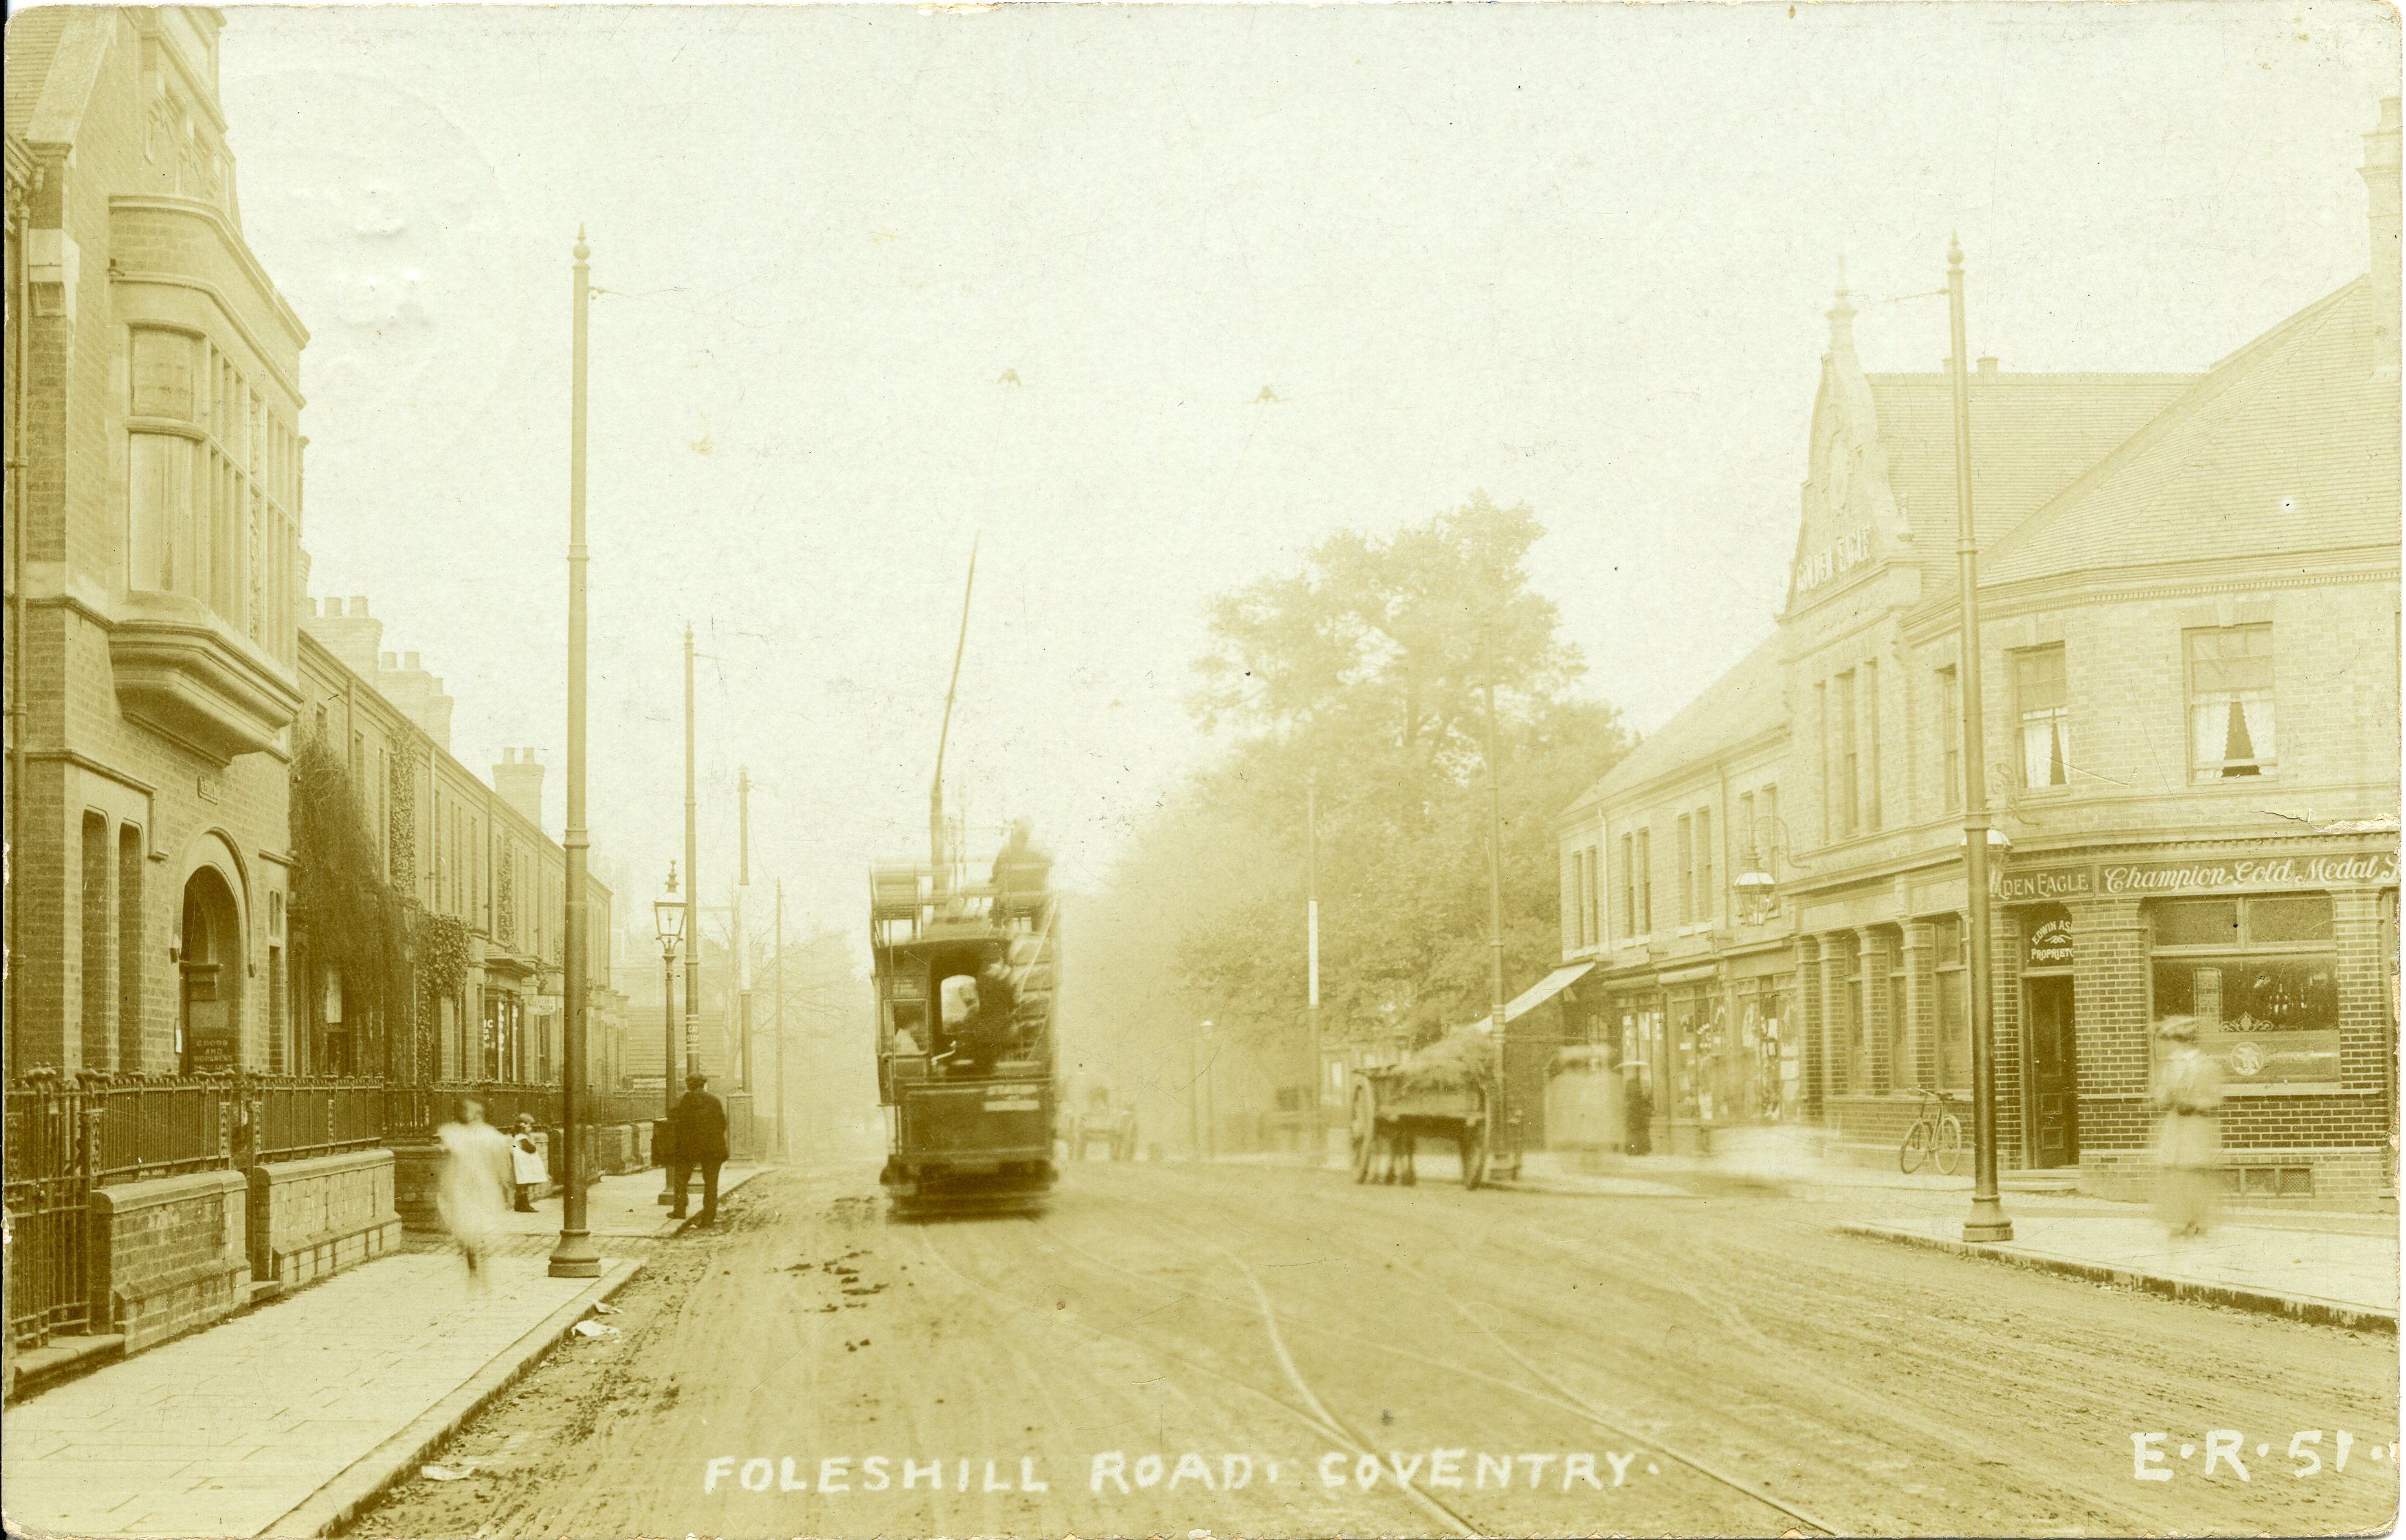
left=1347, top=1026, right=1497, bottom=1189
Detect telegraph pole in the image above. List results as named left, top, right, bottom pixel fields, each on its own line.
left=1305, top=770, right=1325, bottom=1165
left=737, top=766, right=753, bottom=1101
left=1481, top=617, right=1513, bottom=1177
left=548, top=228, right=600, bottom=1279
left=774, top=878, right=788, bottom=1161
left=1950, top=236, right=2013, bottom=1245
left=683, top=625, right=700, bottom=1080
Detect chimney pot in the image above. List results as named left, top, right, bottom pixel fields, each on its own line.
left=347, top=596, right=369, bottom=617
left=380, top=651, right=397, bottom=670
left=1977, top=356, right=1999, bottom=377
left=403, top=651, right=421, bottom=670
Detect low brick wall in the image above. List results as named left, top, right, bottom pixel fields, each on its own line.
left=248, top=1149, right=402, bottom=1289
left=391, top=1139, right=445, bottom=1231
left=89, top=1169, right=251, bottom=1355
left=2082, top=1145, right=2396, bottom=1210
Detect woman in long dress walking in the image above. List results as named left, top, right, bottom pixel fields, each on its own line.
left=2153, top=1016, right=2224, bottom=1238
left=437, top=1097, right=514, bottom=1284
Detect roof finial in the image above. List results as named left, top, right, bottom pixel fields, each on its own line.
left=1825, top=253, right=1858, bottom=355
left=1948, top=230, right=1963, bottom=271
left=574, top=224, right=590, bottom=264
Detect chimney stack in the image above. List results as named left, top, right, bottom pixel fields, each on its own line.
left=2364, top=95, right=2400, bottom=379
left=492, top=747, right=547, bottom=832
left=300, top=594, right=384, bottom=676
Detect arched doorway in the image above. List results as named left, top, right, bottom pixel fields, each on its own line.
left=179, top=867, right=244, bottom=1073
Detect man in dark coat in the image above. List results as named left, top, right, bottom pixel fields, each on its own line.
left=668, top=1073, right=731, bottom=1226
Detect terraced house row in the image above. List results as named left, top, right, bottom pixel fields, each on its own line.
left=2, top=8, right=649, bottom=1380
left=1550, top=100, right=2402, bottom=1205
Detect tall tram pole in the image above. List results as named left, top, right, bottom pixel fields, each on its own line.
left=684, top=625, right=700, bottom=1079
left=548, top=229, right=601, bottom=1278
left=1950, top=236, right=2013, bottom=1245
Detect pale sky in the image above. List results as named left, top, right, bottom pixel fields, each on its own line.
left=215, top=0, right=2396, bottom=939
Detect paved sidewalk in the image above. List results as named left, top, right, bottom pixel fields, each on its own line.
left=3, top=1166, right=762, bottom=1539
left=1843, top=1207, right=2399, bottom=1331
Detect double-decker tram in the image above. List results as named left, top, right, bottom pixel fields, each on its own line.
left=869, top=540, right=1059, bottom=1216
left=870, top=844, right=1059, bottom=1215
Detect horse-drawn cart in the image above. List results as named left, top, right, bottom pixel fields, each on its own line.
left=1347, top=1028, right=1495, bottom=1189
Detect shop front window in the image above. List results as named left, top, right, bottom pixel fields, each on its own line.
left=2150, top=893, right=2337, bottom=1084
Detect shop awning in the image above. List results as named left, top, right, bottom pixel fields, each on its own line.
left=1465, top=961, right=1594, bottom=1032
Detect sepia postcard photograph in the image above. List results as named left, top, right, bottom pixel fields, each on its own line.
left=1, top=1, right=2402, bottom=1536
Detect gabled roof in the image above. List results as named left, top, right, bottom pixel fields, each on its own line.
left=1566, top=629, right=1785, bottom=817
left=1865, top=371, right=2201, bottom=547
left=1984, top=278, right=2399, bottom=584
left=7, top=8, right=115, bottom=151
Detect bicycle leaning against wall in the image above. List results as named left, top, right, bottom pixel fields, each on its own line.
left=1898, top=1087, right=1965, bottom=1176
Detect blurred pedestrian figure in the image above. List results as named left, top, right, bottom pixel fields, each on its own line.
left=509, top=1114, right=549, bottom=1213
left=668, top=1073, right=730, bottom=1226
left=436, top=1097, right=513, bottom=1285
left=2153, top=1016, right=2224, bottom=1238
left=1624, top=1063, right=1654, bottom=1156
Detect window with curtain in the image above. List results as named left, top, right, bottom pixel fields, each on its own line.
left=1862, top=660, right=1881, bottom=831
left=1696, top=806, right=1714, bottom=922
left=2187, top=626, right=2276, bottom=780
left=2016, top=645, right=2070, bottom=788
left=1635, top=829, right=1653, bottom=934
left=1676, top=815, right=1693, bottom=925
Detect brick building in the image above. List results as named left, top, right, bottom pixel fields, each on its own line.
left=7, top=9, right=309, bottom=1079
left=1554, top=101, right=2401, bottom=1203
left=295, top=595, right=623, bottom=1092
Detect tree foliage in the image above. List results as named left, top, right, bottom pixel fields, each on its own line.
left=1065, top=495, right=1632, bottom=1135
left=290, top=736, right=414, bottom=1063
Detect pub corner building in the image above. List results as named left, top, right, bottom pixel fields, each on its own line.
left=1544, top=100, right=2403, bottom=1207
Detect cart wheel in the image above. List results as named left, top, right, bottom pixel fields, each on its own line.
left=1459, top=1091, right=1489, bottom=1189
left=1349, top=1083, right=1376, bottom=1184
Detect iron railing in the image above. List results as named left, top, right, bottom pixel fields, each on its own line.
left=4, top=1081, right=97, bottom=1348
left=257, top=1078, right=386, bottom=1163
left=86, top=1078, right=234, bottom=1183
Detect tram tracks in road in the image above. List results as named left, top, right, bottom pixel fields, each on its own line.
left=1031, top=1204, right=1843, bottom=1536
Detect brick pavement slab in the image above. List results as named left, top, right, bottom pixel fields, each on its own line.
left=3, top=1250, right=641, bottom=1539
left=1841, top=1210, right=2399, bottom=1331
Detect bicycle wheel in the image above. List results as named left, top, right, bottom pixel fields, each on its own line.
left=1899, top=1119, right=1931, bottom=1175
left=1935, top=1114, right=1965, bottom=1176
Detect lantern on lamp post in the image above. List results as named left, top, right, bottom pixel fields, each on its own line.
left=653, top=863, right=686, bottom=1205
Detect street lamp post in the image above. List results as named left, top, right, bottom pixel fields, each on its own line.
left=655, top=865, right=685, bottom=1205
left=548, top=228, right=602, bottom=1280
left=1949, top=236, right=2014, bottom=1245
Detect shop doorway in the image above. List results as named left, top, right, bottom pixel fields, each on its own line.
left=2024, top=976, right=2079, bottom=1168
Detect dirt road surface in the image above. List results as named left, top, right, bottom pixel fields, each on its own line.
left=354, top=1160, right=2398, bottom=1537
